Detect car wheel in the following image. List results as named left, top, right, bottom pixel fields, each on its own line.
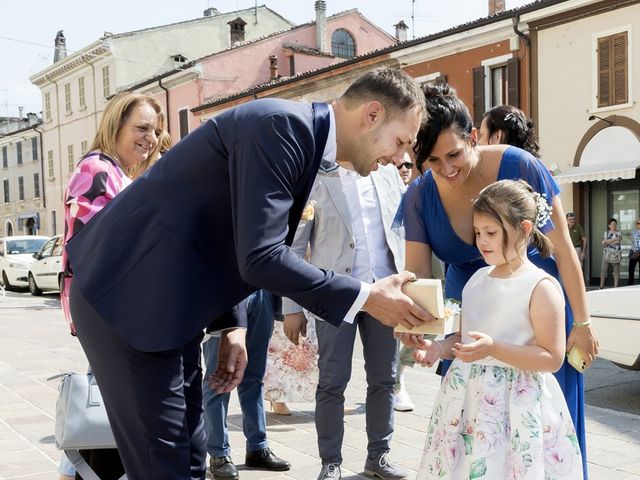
left=1, top=271, right=12, bottom=291
left=28, top=273, right=42, bottom=296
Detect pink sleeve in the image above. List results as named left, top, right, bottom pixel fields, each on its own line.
left=61, top=153, right=129, bottom=332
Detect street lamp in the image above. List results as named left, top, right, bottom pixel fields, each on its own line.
left=588, top=115, right=614, bottom=126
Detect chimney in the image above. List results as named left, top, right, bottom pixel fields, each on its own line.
left=269, top=55, right=279, bottom=81
left=394, top=20, right=409, bottom=42
left=488, top=0, right=506, bottom=16
left=315, top=1, right=327, bottom=52
left=27, top=113, right=38, bottom=126
left=53, top=30, right=67, bottom=64
left=203, top=7, right=219, bottom=17
left=228, top=17, right=247, bottom=47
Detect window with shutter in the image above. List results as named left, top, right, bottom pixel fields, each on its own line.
left=179, top=109, right=189, bottom=139
left=597, top=31, right=628, bottom=108
left=613, top=32, right=628, bottom=105
left=472, top=67, right=485, bottom=126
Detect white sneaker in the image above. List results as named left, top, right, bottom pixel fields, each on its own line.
left=393, top=388, right=414, bottom=412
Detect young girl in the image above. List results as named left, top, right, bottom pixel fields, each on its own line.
left=413, top=179, right=583, bottom=479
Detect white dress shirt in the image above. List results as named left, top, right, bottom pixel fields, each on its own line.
left=321, top=105, right=372, bottom=323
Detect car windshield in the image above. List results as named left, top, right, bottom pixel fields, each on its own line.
left=6, top=238, right=48, bottom=254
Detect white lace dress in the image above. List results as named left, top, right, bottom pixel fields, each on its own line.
left=417, top=266, right=583, bottom=480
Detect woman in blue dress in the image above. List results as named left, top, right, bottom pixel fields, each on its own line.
left=399, top=84, right=598, bottom=478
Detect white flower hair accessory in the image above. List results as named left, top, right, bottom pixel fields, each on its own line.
left=532, top=192, right=553, bottom=228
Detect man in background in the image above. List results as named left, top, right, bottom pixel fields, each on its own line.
left=567, top=212, right=587, bottom=272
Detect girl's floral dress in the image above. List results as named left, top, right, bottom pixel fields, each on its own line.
left=417, top=266, right=583, bottom=480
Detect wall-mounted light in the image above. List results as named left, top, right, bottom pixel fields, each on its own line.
left=588, top=115, right=614, bottom=126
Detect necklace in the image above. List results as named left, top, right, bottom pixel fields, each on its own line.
left=453, top=157, right=488, bottom=203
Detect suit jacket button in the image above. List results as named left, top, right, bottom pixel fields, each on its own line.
left=349, top=242, right=354, bottom=249
left=345, top=267, right=352, bottom=273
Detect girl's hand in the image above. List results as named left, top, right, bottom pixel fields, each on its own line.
left=397, top=332, right=429, bottom=349
left=567, top=323, right=599, bottom=368
left=413, top=341, right=443, bottom=368
left=452, top=331, right=494, bottom=363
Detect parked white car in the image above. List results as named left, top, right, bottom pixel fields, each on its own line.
left=28, top=235, right=64, bottom=296
left=587, top=285, right=640, bottom=370
left=0, top=235, right=49, bottom=289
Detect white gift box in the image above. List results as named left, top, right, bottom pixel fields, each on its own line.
left=393, top=279, right=460, bottom=336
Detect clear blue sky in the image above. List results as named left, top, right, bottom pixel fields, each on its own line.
left=0, top=0, right=531, bottom=117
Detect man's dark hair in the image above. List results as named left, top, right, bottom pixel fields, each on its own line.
left=341, top=68, right=426, bottom=122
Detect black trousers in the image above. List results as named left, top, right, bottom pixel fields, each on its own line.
left=70, top=282, right=207, bottom=480
left=629, top=252, right=640, bottom=285
left=76, top=449, right=124, bottom=480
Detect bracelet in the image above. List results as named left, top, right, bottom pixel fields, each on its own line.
left=572, top=320, right=591, bottom=327
left=432, top=340, right=444, bottom=359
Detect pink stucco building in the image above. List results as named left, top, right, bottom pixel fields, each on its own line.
left=130, top=5, right=398, bottom=143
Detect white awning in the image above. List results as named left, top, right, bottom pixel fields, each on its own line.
left=554, top=126, right=640, bottom=185
left=554, top=159, right=640, bottom=185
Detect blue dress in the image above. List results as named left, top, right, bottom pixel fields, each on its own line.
left=401, top=146, right=587, bottom=478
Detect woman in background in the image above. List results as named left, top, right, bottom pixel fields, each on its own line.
left=478, top=104, right=540, bottom=157
left=600, top=217, right=622, bottom=289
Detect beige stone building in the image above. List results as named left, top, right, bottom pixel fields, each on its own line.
left=29, top=6, right=293, bottom=236
left=0, top=115, right=45, bottom=237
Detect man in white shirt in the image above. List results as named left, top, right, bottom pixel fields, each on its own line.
left=283, top=160, right=408, bottom=480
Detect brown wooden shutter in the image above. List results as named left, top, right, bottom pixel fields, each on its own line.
left=612, top=31, right=628, bottom=105
left=179, top=109, right=189, bottom=139
left=472, top=66, right=485, bottom=126
left=598, top=32, right=628, bottom=107
left=598, top=36, right=611, bottom=107
left=507, top=57, right=519, bottom=107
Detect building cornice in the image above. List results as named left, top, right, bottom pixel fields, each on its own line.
left=0, top=122, right=43, bottom=140
left=29, top=41, right=111, bottom=86
left=127, top=67, right=202, bottom=94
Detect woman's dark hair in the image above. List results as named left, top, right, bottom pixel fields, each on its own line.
left=608, top=217, right=618, bottom=226
left=473, top=179, right=553, bottom=258
left=482, top=105, right=540, bottom=158
left=414, top=83, right=473, bottom=173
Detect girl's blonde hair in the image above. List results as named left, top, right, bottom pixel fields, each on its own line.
left=88, top=92, right=166, bottom=178
left=473, top=179, right=554, bottom=258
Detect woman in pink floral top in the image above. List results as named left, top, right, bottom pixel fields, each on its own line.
left=60, top=92, right=166, bottom=334
left=57, top=93, right=166, bottom=480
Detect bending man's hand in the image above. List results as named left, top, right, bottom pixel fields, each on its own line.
left=208, top=328, right=247, bottom=394
left=284, top=312, right=307, bottom=345
left=363, top=271, right=431, bottom=329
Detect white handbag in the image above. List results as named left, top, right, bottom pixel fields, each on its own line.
left=50, top=370, right=126, bottom=480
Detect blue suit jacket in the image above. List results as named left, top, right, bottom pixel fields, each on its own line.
left=66, top=99, right=361, bottom=352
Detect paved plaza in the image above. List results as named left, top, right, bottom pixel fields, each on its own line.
left=1, top=290, right=640, bottom=479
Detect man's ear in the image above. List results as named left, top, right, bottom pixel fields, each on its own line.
left=362, top=101, right=384, bottom=128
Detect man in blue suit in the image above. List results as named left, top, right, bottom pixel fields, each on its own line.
left=65, top=68, right=428, bottom=479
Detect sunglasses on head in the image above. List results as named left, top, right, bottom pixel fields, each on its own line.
left=397, top=161, right=414, bottom=170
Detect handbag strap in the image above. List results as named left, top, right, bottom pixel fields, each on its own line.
left=65, top=450, right=127, bottom=480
